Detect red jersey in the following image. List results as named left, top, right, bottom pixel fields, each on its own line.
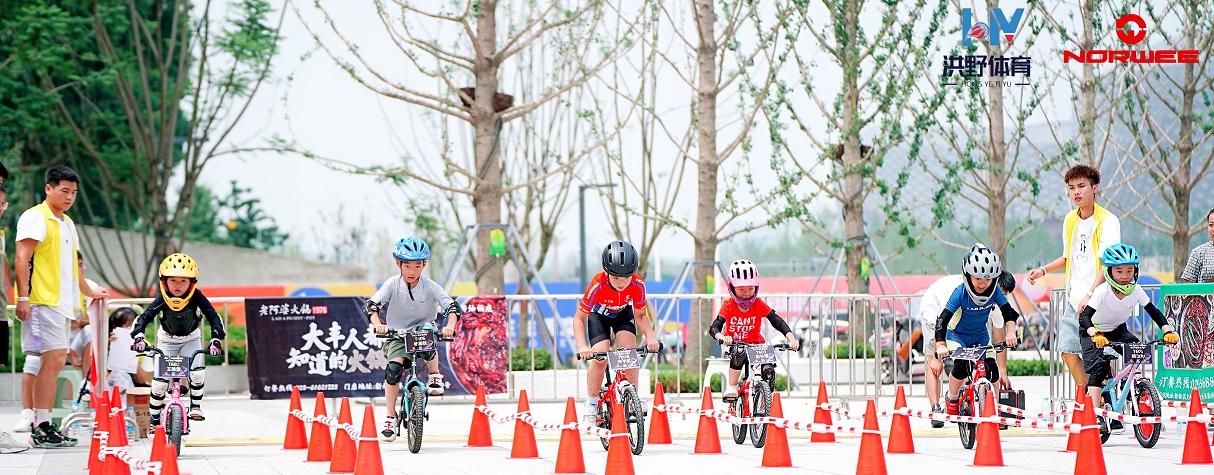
left=717, top=298, right=773, bottom=343
left=578, top=272, right=647, bottom=317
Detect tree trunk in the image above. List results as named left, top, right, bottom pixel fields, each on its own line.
left=840, top=1, right=868, bottom=297
left=987, top=0, right=1009, bottom=260
left=1172, top=57, right=1197, bottom=281
left=683, top=0, right=720, bottom=375
left=472, top=0, right=505, bottom=294
left=1078, top=0, right=1096, bottom=167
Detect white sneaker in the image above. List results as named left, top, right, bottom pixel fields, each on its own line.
left=723, top=385, right=738, bottom=399
left=11, top=410, right=33, bottom=433
left=427, top=374, right=445, bottom=396
left=0, top=431, right=31, bottom=454
left=188, top=406, right=205, bottom=421
left=381, top=417, right=398, bottom=442
left=583, top=397, right=600, bottom=424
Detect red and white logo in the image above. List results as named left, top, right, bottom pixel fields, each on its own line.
left=1063, top=14, right=1198, bottom=64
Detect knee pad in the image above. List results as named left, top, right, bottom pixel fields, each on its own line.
left=983, top=357, right=999, bottom=383
left=728, top=349, right=747, bottom=370
left=950, top=360, right=972, bottom=381
left=151, top=378, right=169, bottom=398
left=385, top=360, right=405, bottom=385
left=189, top=369, right=205, bottom=388
left=1087, top=363, right=1110, bottom=389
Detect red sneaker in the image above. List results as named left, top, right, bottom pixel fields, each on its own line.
left=946, top=397, right=960, bottom=416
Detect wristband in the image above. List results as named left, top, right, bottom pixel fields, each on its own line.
left=1036, top=267, right=1046, bottom=275
left=17, top=297, right=28, bottom=302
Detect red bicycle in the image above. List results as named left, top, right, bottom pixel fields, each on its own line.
left=945, top=342, right=1009, bottom=449
left=579, top=345, right=661, bottom=455
left=723, top=341, right=789, bottom=448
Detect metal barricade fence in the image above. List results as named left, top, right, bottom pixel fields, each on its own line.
left=4, top=297, right=246, bottom=401
left=1047, top=285, right=1164, bottom=413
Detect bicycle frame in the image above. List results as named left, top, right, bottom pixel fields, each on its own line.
left=593, top=364, right=633, bottom=420
left=146, top=347, right=207, bottom=436
left=1100, top=358, right=1146, bottom=415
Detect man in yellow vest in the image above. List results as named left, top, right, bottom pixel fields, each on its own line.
left=1027, top=165, right=1121, bottom=404
left=13, top=166, right=109, bottom=448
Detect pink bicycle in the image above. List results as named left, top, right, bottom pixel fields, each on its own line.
left=141, top=346, right=211, bottom=456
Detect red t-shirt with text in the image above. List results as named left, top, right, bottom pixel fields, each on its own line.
left=578, top=272, right=647, bottom=318
left=718, top=298, right=773, bottom=343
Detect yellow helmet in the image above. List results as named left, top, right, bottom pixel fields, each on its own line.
left=158, top=253, right=198, bottom=311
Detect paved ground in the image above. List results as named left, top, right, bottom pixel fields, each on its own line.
left=2, top=376, right=1212, bottom=474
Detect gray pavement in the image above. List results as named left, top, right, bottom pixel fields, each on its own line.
left=1, top=376, right=1212, bottom=474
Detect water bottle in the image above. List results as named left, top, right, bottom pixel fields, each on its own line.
left=1178, top=406, right=1188, bottom=436
left=1039, top=397, right=1053, bottom=423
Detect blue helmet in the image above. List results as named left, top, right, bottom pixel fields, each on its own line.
left=1101, top=243, right=1140, bottom=294
left=393, top=237, right=430, bottom=261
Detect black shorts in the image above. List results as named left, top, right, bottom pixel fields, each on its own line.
left=1081, top=325, right=1136, bottom=388
left=587, top=307, right=638, bottom=346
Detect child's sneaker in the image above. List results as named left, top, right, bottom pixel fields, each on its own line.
left=945, top=396, right=960, bottom=416
left=723, top=385, right=738, bottom=400
left=381, top=417, right=398, bottom=442
left=189, top=406, right=205, bottom=421
left=30, top=422, right=64, bottom=448
left=583, top=397, right=600, bottom=424
left=427, top=374, right=445, bottom=396
left=149, top=414, right=161, bottom=432
left=0, top=430, right=31, bottom=453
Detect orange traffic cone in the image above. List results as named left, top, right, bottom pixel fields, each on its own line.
left=887, top=386, right=914, bottom=454
left=307, top=392, right=333, bottom=462
left=812, top=381, right=836, bottom=443
left=467, top=384, right=493, bottom=447
left=147, top=426, right=166, bottom=475
left=329, top=398, right=358, bottom=474
left=510, top=390, right=539, bottom=458
left=284, top=386, right=309, bottom=450
left=555, top=397, right=587, bottom=474
left=103, top=411, right=130, bottom=475
left=855, top=400, right=887, bottom=475
left=761, top=393, right=792, bottom=467
left=647, top=382, right=672, bottom=444
left=1065, top=387, right=1085, bottom=452
left=605, top=401, right=635, bottom=475
left=109, top=386, right=123, bottom=412
left=693, top=387, right=721, bottom=454
left=160, top=443, right=181, bottom=475
left=1181, top=389, right=1213, bottom=464
left=354, top=405, right=384, bottom=475
left=88, top=390, right=110, bottom=474
left=973, top=390, right=1004, bottom=466
left=1073, top=395, right=1107, bottom=475
left=88, top=355, right=99, bottom=408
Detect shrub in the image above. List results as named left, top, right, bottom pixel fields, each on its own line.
left=827, top=342, right=877, bottom=359
left=1005, top=359, right=1060, bottom=376
left=510, top=347, right=555, bottom=371
left=651, top=370, right=790, bottom=393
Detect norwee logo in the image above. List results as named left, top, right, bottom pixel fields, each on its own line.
left=1063, top=14, right=1199, bottom=63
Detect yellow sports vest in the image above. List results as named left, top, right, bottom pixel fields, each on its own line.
left=1063, top=203, right=1114, bottom=286
left=29, top=202, right=78, bottom=307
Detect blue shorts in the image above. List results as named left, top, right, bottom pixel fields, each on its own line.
left=945, top=330, right=989, bottom=349
left=1056, top=304, right=1082, bottom=354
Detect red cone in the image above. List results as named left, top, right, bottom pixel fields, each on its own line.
left=284, top=386, right=309, bottom=450
left=510, top=390, right=539, bottom=458
left=647, top=382, right=672, bottom=444
left=1072, top=395, right=1107, bottom=475
left=1181, top=389, right=1213, bottom=464
left=329, top=398, right=357, bottom=474
left=1064, top=387, right=1085, bottom=452
left=855, top=400, right=887, bottom=475
left=887, top=386, right=914, bottom=454
left=353, top=405, right=384, bottom=475
left=761, top=393, right=792, bottom=467
left=555, top=397, right=587, bottom=474
left=88, top=390, right=110, bottom=474
left=307, top=392, right=333, bottom=462
left=812, top=381, right=836, bottom=443
left=972, top=390, right=1004, bottom=466
left=605, top=402, right=635, bottom=475
left=693, top=387, right=721, bottom=454
left=467, top=384, right=493, bottom=447
left=148, top=426, right=166, bottom=475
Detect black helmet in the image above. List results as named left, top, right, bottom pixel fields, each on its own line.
left=602, top=240, right=640, bottom=277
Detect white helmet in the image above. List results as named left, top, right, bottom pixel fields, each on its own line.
left=727, top=260, right=760, bottom=310
left=962, top=243, right=1002, bottom=306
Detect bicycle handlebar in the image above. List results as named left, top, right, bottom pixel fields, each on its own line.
left=724, top=341, right=791, bottom=351
left=577, top=344, right=665, bottom=361
left=1106, top=339, right=1173, bottom=347
left=942, top=342, right=1011, bottom=359
left=138, top=346, right=210, bottom=371
left=374, top=328, right=455, bottom=342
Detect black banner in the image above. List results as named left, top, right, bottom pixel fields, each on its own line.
left=246, top=297, right=386, bottom=400
left=246, top=295, right=509, bottom=399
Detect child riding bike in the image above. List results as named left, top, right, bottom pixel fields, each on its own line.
left=130, top=253, right=226, bottom=430
left=1079, top=243, right=1178, bottom=434
left=365, top=237, right=461, bottom=442
left=931, top=244, right=1020, bottom=416
left=573, top=240, right=662, bottom=422
left=707, top=260, right=799, bottom=399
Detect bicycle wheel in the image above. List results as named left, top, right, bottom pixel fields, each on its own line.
left=406, top=386, right=425, bottom=453
left=1132, top=380, right=1162, bottom=448
left=958, top=387, right=976, bottom=450
left=1099, top=402, right=1112, bottom=444
left=621, top=386, right=646, bottom=455
left=167, top=405, right=184, bottom=457
left=597, top=398, right=612, bottom=451
left=749, top=381, right=772, bottom=448
left=730, top=392, right=747, bottom=445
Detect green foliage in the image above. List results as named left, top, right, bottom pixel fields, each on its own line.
left=213, top=181, right=289, bottom=251
left=510, top=347, right=555, bottom=371
left=826, top=342, right=884, bottom=359
left=651, top=370, right=789, bottom=393
left=1004, top=359, right=1061, bottom=377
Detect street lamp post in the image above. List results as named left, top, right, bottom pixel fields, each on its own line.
left=580, top=183, right=615, bottom=289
